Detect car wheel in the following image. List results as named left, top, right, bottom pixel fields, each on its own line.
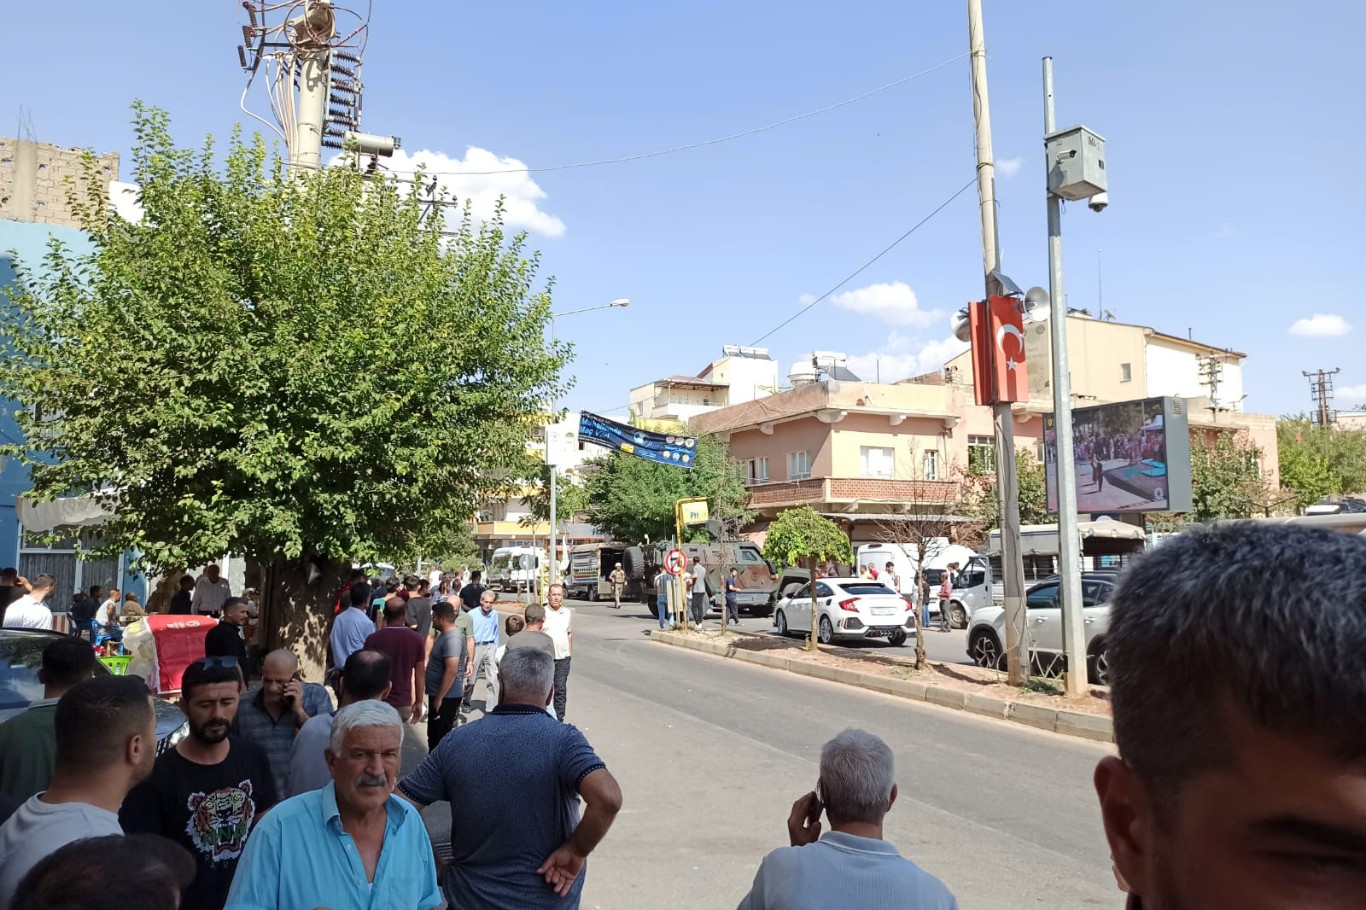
left=586, top=588, right=597, bottom=602
left=950, top=602, right=968, bottom=629
left=888, top=629, right=908, bottom=647
left=969, top=629, right=1005, bottom=670
left=1087, top=640, right=1111, bottom=686
left=818, top=615, right=834, bottom=645
left=775, top=610, right=789, bottom=637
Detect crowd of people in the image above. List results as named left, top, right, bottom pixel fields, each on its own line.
left=0, top=522, right=1363, bottom=909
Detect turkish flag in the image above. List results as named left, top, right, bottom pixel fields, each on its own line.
left=969, top=295, right=1029, bottom=405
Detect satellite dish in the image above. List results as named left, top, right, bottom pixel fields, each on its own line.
left=951, top=307, right=971, bottom=343
left=1023, top=286, right=1051, bottom=321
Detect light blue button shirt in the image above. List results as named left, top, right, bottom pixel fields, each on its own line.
left=470, top=607, right=501, bottom=645
left=224, top=781, right=441, bottom=910
left=330, top=607, right=376, bottom=669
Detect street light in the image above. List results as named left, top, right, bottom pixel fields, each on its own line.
left=546, top=298, right=630, bottom=596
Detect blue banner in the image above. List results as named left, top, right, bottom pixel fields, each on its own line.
left=578, top=412, right=697, bottom=469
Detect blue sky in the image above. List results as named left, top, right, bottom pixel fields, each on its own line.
left=4, top=1, right=1363, bottom=418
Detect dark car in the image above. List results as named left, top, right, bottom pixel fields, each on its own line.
left=0, top=628, right=189, bottom=754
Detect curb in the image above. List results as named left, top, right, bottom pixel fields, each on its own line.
left=651, top=631, right=1113, bottom=744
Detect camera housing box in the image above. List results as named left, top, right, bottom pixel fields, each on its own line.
left=1044, top=125, right=1106, bottom=201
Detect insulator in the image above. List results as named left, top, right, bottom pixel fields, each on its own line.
left=332, top=63, right=356, bottom=78
left=242, top=0, right=258, bottom=28
left=237, top=46, right=249, bottom=69
left=334, top=51, right=361, bottom=63
left=242, top=24, right=254, bottom=43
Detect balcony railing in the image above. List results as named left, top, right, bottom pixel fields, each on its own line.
left=745, top=477, right=960, bottom=510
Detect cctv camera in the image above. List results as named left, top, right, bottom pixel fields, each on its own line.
left=1088, top=192, right=1109, bottom=213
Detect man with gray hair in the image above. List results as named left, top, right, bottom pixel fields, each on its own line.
left=738, top=728, right=958, bottom=909
left=225, top=700, right=441, bottom=910
left=1094, top=522, right=1366, bottom=909
left=400, top=646, right=623, bottom=908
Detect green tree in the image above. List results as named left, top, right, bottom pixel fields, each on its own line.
left=1188, top=431, right=1270, bottom=522
left=523, top=467, right=590, bottom=525
left=960, top=449, right=1050, bottom=527
left=761, top=506, right=852, bottom=651
left=1278, top=416, right=1366, bottom=505
left=0, top=106, right=563, bottom=674
left=584, top=433, right=750, bottom=543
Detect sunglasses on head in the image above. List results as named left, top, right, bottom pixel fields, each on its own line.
left=194, top=656, right=239, bottom=669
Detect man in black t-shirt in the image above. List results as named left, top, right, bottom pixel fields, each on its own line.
left=405, top=580, right=434, bottom=639
left=204, top=598, right=251, bottom=678
left=120, top=658, right=276, bottom=910
left=168, top=574, right=195, bottom=615
left=458, top=570, right=486, bottom=613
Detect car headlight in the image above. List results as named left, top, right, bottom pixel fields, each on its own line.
left=161, top=720, right=190, bottom=754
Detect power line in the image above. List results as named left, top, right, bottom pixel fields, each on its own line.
left=369, top=53, right=969, bottom=178
left=749, top=177, right=977, bottom=346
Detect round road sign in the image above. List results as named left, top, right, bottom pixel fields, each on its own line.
left=664, top=548, right=687, bottom=576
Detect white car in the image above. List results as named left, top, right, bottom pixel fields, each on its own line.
left=772, top=577, right=916, bottom=647
left=965, top=573, right=1117, bottom=684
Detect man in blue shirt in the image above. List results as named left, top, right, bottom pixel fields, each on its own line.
left=225, top=700, right=441, bottom=910
left=463, top=589, right=502, bottom=709
left=330, top=582, right=377, bottom=676
left=400, top=647, right=623, bottom=908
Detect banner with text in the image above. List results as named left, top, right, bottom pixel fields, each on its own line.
left=578, top=412, right=698, bottom=469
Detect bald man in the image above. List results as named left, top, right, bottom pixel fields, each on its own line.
left=232, top=649, right=334, bottom=797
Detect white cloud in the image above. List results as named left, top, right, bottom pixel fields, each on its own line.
left=845, top=331, right=969, bottom=383
left=1289, top=314, right=1352, bottom=337
left=1338, top=384, right=1366, bottom=402
left=372, top=147, right=566, bottom=238
left=829, top=281, right=942, bottom=328
left=997, top=157, right=1023, bottom=178
left=109, top=181, right=143, bottom=223
left=798, top=292, right=816, bottom=306
left=1213, top=222, right=1235, bottom=240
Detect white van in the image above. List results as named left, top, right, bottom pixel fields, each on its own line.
left=488, top=546, right=546, bottom=594
left=856, top=540, right=978, bottom=617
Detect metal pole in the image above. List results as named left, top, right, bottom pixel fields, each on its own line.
left=968, top=0, right=1029, bottom=685
left=292, top=3, right=331, bottom=174
left=1043, top=57, right=1088, bottom=697
left=547, top=316, right=557, bottom=603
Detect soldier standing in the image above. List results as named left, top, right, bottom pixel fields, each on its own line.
left=608, top=562, right=627, bottom=609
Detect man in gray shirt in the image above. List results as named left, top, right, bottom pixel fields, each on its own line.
left=737, top=729, right=958, bottom=910
left=286, top=649, right=391, bottom=798
left=508, top=603, right=555, bottom=658
left=0, top=676, right=158, bottom=907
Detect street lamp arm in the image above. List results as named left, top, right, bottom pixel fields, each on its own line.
left=552, top=298, right=630, bottom=319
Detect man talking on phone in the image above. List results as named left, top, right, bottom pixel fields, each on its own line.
left=737, top=729, right=958, bottom=909
left=233, top=649, right=333, bottom=798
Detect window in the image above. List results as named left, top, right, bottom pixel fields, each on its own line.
left=815, top=583, right=834, bottom=598
left=1026, top=583, right=1060, bottom=610
left=737, top=547, right=764, bottom=564
left=967, top=435, right=994, bottom=475
left=1120, top=362, right=1132, bottom=383
left=787, top=450, right=811, bottom=481
left=860, top=446, right=894, bottom=479
left=922, top=449, right=940, bottom=481
left=745, top=457, right=769, bottom=484
left=1082, top=580, right=1113, bottom=607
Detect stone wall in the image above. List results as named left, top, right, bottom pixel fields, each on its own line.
left=0, top=137, right=119, bottom=228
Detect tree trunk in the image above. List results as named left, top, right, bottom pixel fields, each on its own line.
left=913, top=562, right=927, bottom=670
left=807, top=556, right=820, bottom=651
left=259, top=557, right=351, bottom=685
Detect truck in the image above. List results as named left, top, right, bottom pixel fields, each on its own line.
left=621, top=538, right=779, bottom=618
left=488, top=545, right=546, bottom=594
left=565, top=543, right=626, bottom=601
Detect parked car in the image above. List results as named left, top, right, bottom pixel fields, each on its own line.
left=1305, top=497, right=1366, bottom=515
left=0, top=628, right=189, bottom=754
left=965, top=573, right=1118, bottom=684
left=772, top=578, right=916, bottom=647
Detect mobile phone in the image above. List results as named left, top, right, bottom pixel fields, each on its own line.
left=284, top=672, right=301, bottom=709
left=806, top=782, right=825, bottom=826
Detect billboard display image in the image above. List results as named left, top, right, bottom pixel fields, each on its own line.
left=1044, top=396, right=1192, bottom=514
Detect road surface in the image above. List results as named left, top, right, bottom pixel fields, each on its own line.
left=417, top=598, right=1120, bottom=909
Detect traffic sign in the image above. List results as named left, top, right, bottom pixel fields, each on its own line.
left=664, top=548, right=687, bottom=576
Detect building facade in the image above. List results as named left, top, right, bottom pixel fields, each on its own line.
left=629, top=346, right=779, bottom=422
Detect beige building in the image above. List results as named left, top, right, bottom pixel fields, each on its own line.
left=630, top=346, right=779, bottom=422
left=0, top=137, right=121, bottom=229
left=691, top=315, right=1279, bottom=541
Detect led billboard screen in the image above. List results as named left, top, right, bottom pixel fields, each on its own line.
left=1044, top=396, right=1192, bottom=515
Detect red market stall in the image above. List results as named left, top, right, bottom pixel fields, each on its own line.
left=124, top=614, right=216, bottom=696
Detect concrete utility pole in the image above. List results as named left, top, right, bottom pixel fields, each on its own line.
left=292, top=0, right=334, bottom=172
left=1042, top=57, right=1088, bottom=697
left=1302, top=368, right=1340, bottom=427
left=967, top=0, right=1030, bottom=685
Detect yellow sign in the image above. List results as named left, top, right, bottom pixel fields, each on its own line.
left=680, top=500, right=710, bottom=526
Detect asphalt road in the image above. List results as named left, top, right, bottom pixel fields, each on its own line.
left=415, top=598, right=1120, bottom=909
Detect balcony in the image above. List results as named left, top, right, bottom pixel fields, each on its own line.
left=745, top=477, right=960, bottom=512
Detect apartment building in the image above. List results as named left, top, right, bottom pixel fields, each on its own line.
left=629, top=345, right=779, bottom=421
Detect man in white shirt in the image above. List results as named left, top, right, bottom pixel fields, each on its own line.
left=0, top=675, right=158, bottom=907
left=1, top=574, right=55, bottom=631
left=738, top=729, right=958, bottom=910
left=191, top=564, right=233, bottom=616
left=687, top=557, right=708, bottom=627
left=542, top=584, right=573, bottom=722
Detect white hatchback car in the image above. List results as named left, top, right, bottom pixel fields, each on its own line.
left=772, top=577, right=916, bottom=646
left=965, top=573, right=1117, bottom=683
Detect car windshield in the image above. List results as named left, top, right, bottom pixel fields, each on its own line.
left=840, top=583, right=898, bottom=596
left=0, top=633, right=111, bottom=711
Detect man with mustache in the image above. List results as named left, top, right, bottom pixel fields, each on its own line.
left=225, top=700, right=441, bottom=910
left=121, top=657, right=277, bottom=910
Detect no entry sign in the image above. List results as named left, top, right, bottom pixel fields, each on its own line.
left=664, top=548, right=687, bottom=576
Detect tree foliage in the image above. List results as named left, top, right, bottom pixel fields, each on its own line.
left=1188, top=431, right=1271, bottom=522
left=584, top=433, right=749, bottom=543
left=0, top=105, right=562, bottom=592
left=761, top=506, right=852, bottom=568
left=959, top=449, right=1050, bottom=527
left=1278, top=417, right=1366, bottom=505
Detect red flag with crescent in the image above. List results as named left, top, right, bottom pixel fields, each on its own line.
left=969, top=295, right=1029, bottom=405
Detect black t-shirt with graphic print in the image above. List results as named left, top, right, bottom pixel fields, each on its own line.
left=120, top=736, right=277, bottom=910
